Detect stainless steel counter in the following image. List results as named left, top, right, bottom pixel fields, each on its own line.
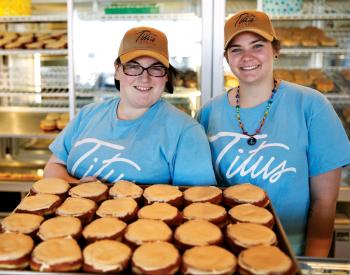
left=0, top=112, right=59, bottom=139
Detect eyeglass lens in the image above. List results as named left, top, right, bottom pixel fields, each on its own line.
left=122, top=64, right=167, bottom=77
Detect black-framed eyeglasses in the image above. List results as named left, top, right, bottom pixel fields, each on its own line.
left=122, top=63, right=168, bottom=77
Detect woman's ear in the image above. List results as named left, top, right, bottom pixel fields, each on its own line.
left=115, top=64, right=121, bottom=81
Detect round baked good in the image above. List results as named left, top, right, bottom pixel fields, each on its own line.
left=16, top=194, right=61, bottom=216
left=45, top=113, right=61, bottom=120
left=109, top=180, right=143, bottom=201
left=226, top=223, right=277, bottom=253
left=143, top=184, right=183, bottom=207
left=82, top=217, right=127, bottom=243
left=40, top=119, right=56, bottom=131
left=30, top=238, right=82, bottom=272
left=183, top=186, right=222, bottom=205
left=55, top=197, right=97, bottom=224
left=83, top=240, right=131, bottom=273
left=124, top=219, right=172, bottom=247
left=320, top=37, right=337, bottom=47
left=238, top=245, right=293, bottom=275
left=69, top=181, right=108, bottom=203
left=0, top=233, right=34, bottom=270
left=301, top=38, right=318, bottom=47
left=223, top=183, right=269, bottom=207
left=30, top=177, right=70, bottom=197
left=174, top=220, right=223, bottom=250
left=228, top=203, right=274, bottom=228
left=96, top=198, right=138, bottom=222
left=281, top=38, right=300, bottom=47
left=37, top=216, right=82, bottom=241
left=132, top=241, right=180, bottom=275
left=137, top=202, right=182, bottom=226
left=1, top=213, right=44, bottom=236
left=315, top=78, right=335, bottom=93
left=182, top=202, right=227, bottom=228
left=182, top=245, right=237, bottom=275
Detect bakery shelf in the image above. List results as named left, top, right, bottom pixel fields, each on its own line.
left=338, top=186, right=350, bottom=202
left=280, top=48, right=350, bottom=55
left=0, top=49, right=68, bottom=56
left=0, top=15, right=67, bottom=23
left=77, top=12, right=199, bottom=21
left=0, top=90, right=68, bottom=98
left=297, top=256, right=350, bottom=274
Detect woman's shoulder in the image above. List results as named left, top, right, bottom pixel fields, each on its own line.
left=78, top=98, right=118, bottom=117
left=280, top=80, right=329, bottom=104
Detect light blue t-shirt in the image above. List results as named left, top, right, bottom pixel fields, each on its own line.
left=50, top=98, right=216, bottom=186
left=197, top=80, right=350, bottom=255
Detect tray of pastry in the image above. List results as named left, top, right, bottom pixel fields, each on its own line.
left=0, top=179, right=301, bottom=275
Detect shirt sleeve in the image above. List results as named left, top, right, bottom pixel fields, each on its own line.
left=308, top=96, right=350, bottom=176
left=171, top=124, right=217, bottom=186
left=49, top=111, right=82, bottom=164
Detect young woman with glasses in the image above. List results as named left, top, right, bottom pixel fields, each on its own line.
left=44, top=26, right=216, bottom=186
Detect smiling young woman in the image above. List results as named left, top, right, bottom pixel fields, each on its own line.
left=43, top=26, right=216, bottom=187
left=197, top=10, right=350, bottom=257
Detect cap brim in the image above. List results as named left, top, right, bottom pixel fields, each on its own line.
left=120, top=50, right=169, bottom=68
left=225, top=29, right=274, bottom=49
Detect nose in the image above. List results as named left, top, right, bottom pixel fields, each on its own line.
left=139, top=69, right=151, bottom=81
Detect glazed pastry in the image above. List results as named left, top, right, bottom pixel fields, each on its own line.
left=132, top=242, right=180, bottom=275
left=1, top=213, right=44, bottom=236
left=96, top=198, right=138, bottom=222
left=16, top=194, right=61, bottom=216
left=83, top=240, right=131, bottom=273
left=183, top=186, right=222, bottom=205
left=30, top=177, right=69, bottom=197
left=0, top=233, right=34, bottom=270
left=69, top=181, right=108, bottom=203
left=37, top=216, right=82, bottom=241
left=137, top=202, right=182, bottom=226
left=143, top=184, right=183, bottom=207
left=223, top=183, right=269, bottom=207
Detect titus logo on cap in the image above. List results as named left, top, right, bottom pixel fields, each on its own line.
left=235, top=13, right=256, bottom=27
left=135, top=30, right=156, bottom=44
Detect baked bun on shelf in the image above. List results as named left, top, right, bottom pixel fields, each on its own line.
left=238, top=245, right=293, bottom=275
left=83, top=240, right=131, bottom=273
left=16, top=194, right=61, bottom=216
left=124, top=219, right=172, bottom=247
left=137, top=202, right=182, bottom=227
left=223, top=183, right=269, bottom=207
left=30, top=238, right=82, bottom=272
left=182, top=245, right=237, bottom=275
left=183, top=186, right=222, bottom=205
left=69, top=181, right=108, bottom=203
left=174, top=220, right=223, bottom=250
left=226, top=223, right=277, bottom=254
left=109, top=180, right=143, bottom=202
left=131, top=241, right=180, bottom=275
left=37, top=216, right=82, bottom=241
left=0, top=233, right=34, bottom=270
left=0, top=213, right=44, bottom=236
left=55, top=197, right=97, bottom=224
left=182, top=202, right=227, bottom=228
left=228, top=203, right=274, bottom=228
left=82, top=217, right=127, bottom=243
left=143, top=184, right=183, bottom=207
left=96, top=198, right=138, bottom=222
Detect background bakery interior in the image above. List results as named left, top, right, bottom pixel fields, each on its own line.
left=0, top=0, right=350, bottom=272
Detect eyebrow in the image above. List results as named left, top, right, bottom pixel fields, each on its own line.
left=127, top=60, right=164, bottom=66
left=229, top=39, right=266, bottom=48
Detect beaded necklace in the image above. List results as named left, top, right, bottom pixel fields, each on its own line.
left=235, top=79, right=277, bottom=146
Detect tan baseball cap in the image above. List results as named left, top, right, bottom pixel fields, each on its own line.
left=118, top=26, right=169, bottom=68
left=224, top=10, right=279, bottom=49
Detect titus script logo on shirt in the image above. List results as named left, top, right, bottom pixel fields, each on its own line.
left=209, top=132, right=296, bottom=183
left=71, top=138, right=141, bottom=183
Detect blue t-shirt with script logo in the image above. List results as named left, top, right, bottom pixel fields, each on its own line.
left=50, top=98, right=216, bottom=186
left=197, top=80, right=350, bottom=255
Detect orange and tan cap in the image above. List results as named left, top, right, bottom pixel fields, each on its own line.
left=118, top=26, right=169, bottom=68
left=224, top=10, right=279, bottom=49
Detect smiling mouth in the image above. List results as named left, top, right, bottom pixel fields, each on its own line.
left=240, top=65, right=260, bottom=71
left=135, top=86, right=152, bottom=91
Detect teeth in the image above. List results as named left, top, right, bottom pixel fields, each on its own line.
left=241, top=65, right=259, bottom=71
left=135, top=86, right=151, bottom=91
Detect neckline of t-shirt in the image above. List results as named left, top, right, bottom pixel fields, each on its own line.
left=225, top=80, right=284, bottom=112
left=112, top=98, right=163, bottom=126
